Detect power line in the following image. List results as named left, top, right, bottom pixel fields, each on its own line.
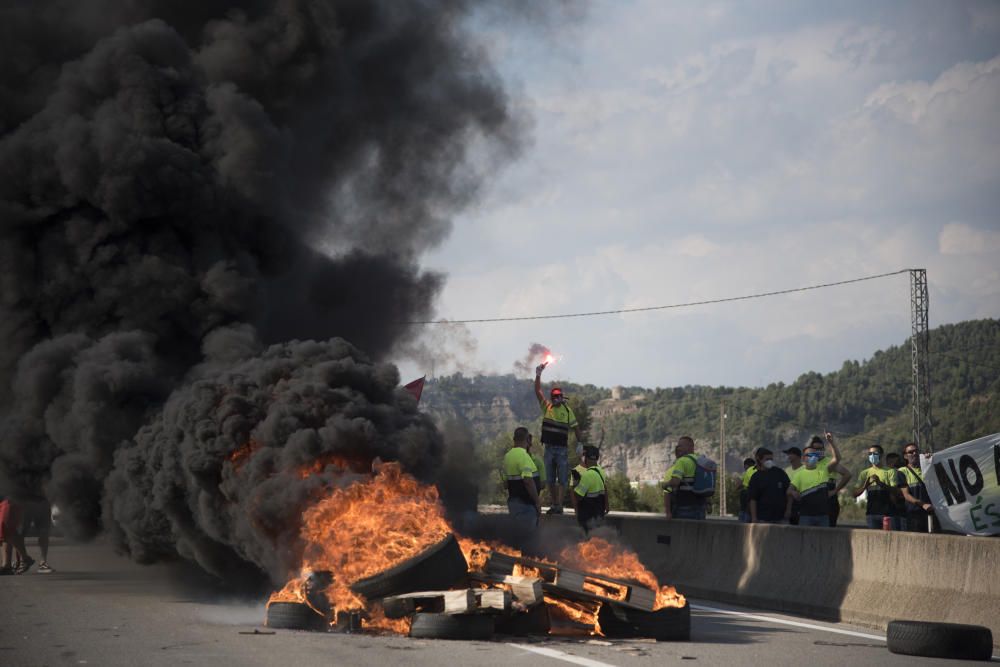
left=411, top=269, right=912, bottom=325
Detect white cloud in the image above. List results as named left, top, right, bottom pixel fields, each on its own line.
left=414, top=2, right=1000, bottom=387
left=939, top=222, right=1000, bottom=256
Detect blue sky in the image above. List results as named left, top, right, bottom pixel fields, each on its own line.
left=396, top=0, right=1000, bottom=389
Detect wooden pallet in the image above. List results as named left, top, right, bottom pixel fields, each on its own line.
left=383, top=588, right=511, bottom=615
left=468, top=571, right=544, bottom=607
left=484, top=551, right=656, bottom=612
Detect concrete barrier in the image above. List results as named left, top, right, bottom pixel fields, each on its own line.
left=541, top=512, right=1000, bottom=647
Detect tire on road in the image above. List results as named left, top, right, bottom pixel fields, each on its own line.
left=886, top=620, right=993, bottom=661
left=598, top=601, right=691, bottom=641
left=349, top=533, right=468, bottom=601
left=409, top=613, right=495, bottom=640
left=266, top=601, right=329, bottom=631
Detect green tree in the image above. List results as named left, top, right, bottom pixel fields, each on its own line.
left=605, top=473, right=639, bottom=511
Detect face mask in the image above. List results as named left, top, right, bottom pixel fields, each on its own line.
left=805, top=453, right=821, bottom=465
left=868, top=453, right=881, bottom=465
left=762, top=460, right=774, bottom=469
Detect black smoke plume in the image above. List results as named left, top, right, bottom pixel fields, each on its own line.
left=0, top=0, right=525, bottom=579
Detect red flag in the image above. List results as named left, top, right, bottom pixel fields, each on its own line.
left=404, top=376, right=425, bottom=402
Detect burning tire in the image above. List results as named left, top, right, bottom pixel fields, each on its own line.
left=266, top=602, right=329, bottom=631
left=886, top=620, right=992, bottom=661
left=597, top=602, right=690, bottom=641
left=495, top=603, right=550, bottom=636
left=409, top=613, right=495, bottom=640
left=349, top=534, right=468, bottom=601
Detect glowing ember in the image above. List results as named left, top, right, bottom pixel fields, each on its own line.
left=545, top=596, right=602, bottom=636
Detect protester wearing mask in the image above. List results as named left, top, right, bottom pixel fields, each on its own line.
left=534, top=363, right=584, bottom=515
left=805, top=433, right=852, bottom=526
left=787, top=444, right=838, bottom=527
left=896, top=444, right=936, bottom=532
left=852, top=444, right=901, bottom=529
left=748, top=448, right=792, bottom=523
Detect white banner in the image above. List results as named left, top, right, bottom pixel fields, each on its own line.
left=922, top=432, right=1000, bottom=536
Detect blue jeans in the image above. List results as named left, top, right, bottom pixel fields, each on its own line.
left=544, top=446, right=569, bottom=486
left=507, top=498, right=538, bottom=527
left=673, top=504, right=706, bottom=520
left=799, top=515, right=830, bottom=527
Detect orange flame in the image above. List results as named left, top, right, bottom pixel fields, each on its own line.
left=559, top=537, right=686, bottom=609
left=268, top=466, right=683, bottom=635
left=545, top=596, right=602, bottom=636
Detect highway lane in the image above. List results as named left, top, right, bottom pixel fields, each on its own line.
left=0, top=538, right=994, bottom=666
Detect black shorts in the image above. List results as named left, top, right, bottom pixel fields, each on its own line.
left=21, top=500, right=52, bottom=537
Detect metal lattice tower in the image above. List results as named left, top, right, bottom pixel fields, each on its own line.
left=910, top=269, right=933, bottom=451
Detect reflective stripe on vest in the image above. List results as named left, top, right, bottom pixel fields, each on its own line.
left=799, top=483, right=827, bottom=497
left=541, top=419, right=570, bottom=447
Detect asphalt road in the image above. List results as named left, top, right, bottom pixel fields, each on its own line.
left=0, top=538, right=994, bottom=667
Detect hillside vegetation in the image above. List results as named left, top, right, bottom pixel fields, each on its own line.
left=421, top=319, right=1000, bottom=505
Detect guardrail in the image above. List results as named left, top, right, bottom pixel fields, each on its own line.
left=480, top=506, right=1000, bottom=647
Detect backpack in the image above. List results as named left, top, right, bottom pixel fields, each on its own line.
left=685, top=454, right=718, bottom=497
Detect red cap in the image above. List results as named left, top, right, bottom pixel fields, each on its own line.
left=550, top=387, right=563, bottom=397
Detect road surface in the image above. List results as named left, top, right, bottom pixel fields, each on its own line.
left=0, top=538, right=994, bottom=666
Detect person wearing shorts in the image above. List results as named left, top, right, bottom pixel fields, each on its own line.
left=0, top=495, right=33, bottom=574
left=21, top=497, right=54, bottom=573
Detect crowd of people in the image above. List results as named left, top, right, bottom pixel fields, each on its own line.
left=506, top=369, right=938, bottom=534
left=729, top=436, right=936, bottom=531
left=0, top=494, right=54, bottom=574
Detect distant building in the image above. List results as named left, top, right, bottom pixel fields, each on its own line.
left=611, top=385, right=625, bottom=400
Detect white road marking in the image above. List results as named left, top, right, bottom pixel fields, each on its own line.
left=690, top=603, right=886, bottom=641
left=512, top=643, right=619, bottom=667
left=693, top=604, right=1000, bottom=660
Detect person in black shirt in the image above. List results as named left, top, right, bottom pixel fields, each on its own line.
left=898, top=444, right=938, bottom=532
left=748, top=448, right=791, bottom=523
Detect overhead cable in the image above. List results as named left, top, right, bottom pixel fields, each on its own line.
left=411, top=269, right=912, bottom=325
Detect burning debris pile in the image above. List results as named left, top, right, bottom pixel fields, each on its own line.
left=264, top=463, right=689, bottom=641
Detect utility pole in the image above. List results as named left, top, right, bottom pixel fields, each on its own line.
left=719, top=400, right=727, bottom=517
left=910, top=269, right=933, bottom=451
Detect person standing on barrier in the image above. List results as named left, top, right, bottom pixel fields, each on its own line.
left=748, top=448, right=791, bottom=524
left=534, top=363, right=583, bottom=515
left=783, top=447, right=803, bottom=525
left=787, top=443, right=836, bottom=527
left=663, top=436, right=707, bottom=520
left=897, top=444, right=937, bottom=532
left=503, top=427, right=541, bottom=527
left=852, top=444, right=901, bottom=529
left=571, top=446, right=608, bottom=534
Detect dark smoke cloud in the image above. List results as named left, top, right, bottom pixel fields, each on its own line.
left=513, top=342, right=552, bottom=375
left=0, top=0, right=526, bottom=566
left=105, top=333, right=443, bottom=582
